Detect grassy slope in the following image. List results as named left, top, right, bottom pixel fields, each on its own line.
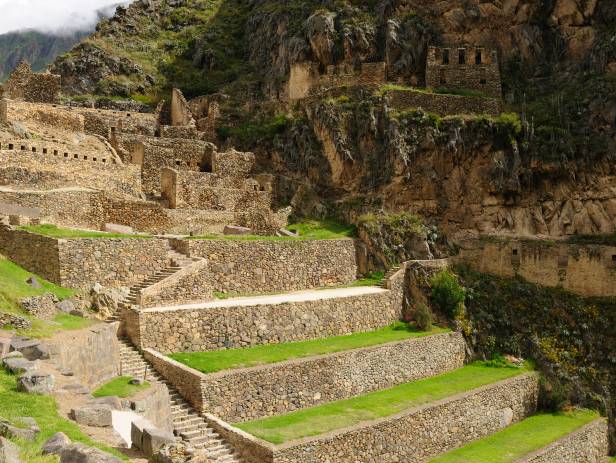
left=170, top=323, right=449, bottom=374
left=0, top=369, right=128, bottom=462
left=0, top=256, right=94, bottom=338
left=93, top=376, right=150, bottom=399
left=18, top=224, right=151, bottom=239
left=191, top=219, right=356, bottom=241
left=430, top=409, right=600, bottom=463
left=237, top=362, right=531, bottom=444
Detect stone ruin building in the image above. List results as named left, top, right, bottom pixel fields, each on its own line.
left=0, top=60, right=61, bottom=104
left=425, top=45, right=502, bottom=98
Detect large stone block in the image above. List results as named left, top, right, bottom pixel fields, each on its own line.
left=142, top=427, right=175, bottom=458
left=17, top=371, right=54, bottom=395
left=71, top=405, right=113, bottom=427
left=0, top=436, right=22, bottom=463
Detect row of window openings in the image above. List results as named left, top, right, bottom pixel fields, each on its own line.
left=441, top=49, right=483, bottom=65
left=172, top=159, right=267, bottom=192
left=4, top=144, right=106, bottom=162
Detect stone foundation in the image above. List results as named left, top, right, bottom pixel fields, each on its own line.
left=387, top=89, right=502, bottom=116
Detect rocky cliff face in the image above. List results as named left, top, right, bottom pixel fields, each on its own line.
left=49, top=0, right=616, bottom=237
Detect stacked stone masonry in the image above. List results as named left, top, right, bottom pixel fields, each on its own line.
left=179, top=239, right=357, bottom=293
left=387, top=89, right=502, bottom=116
left=0, top=61, right=61, bottom=103
left=0, top=147, right=141, bottom=196
left=457, top=238, right=616, bottom=297
left=518, top=418, right=608, bottom=463
left=426, top=46, right=502, bottom=98
left=210, top=373, right=539, bottom=463
left=146, top=332, right=466, bottom=423
left=127, top=282, right=403, bottom=353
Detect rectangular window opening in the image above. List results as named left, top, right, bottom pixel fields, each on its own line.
left=442, top=49, right=450, bottom=65
left=475, top=50, right=482, bottom=65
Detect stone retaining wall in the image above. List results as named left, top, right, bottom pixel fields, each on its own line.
left=184, top=239, right=358, bottom=293
left=207, top=373, right=539, bottom=463
left=147, top=332, right=466, bottom=423
left=517, top=418, right=608, bottom=463
left=0, top=223, right=60, bottom=283
left=47, top=322, right=120, bottom=388
left=457, top=238, right=616, bottom=297
left=128, top=274, right=404, bottom=353
left=57, top=237, right=169, bottom=290
left=387, top=89, right=502, bottom=116
left=138, top=259, right=213, bottom=308
left=271, top=373, right=539, bottom=463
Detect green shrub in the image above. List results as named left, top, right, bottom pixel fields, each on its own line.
left=539, top=377, right=571, bottom=412
left=430, top=269, right=466, bottom=318
left=414, top=304, right=433, bottom=331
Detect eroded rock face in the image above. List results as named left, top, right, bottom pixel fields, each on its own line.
left=17, top=370, right=54, bottom=395
left=0, top=436, right=22, bottom=463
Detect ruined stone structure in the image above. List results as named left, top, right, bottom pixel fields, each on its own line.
left=0, top=61, right=61, bottom=104
left=426, top=45, right=502, bottom=98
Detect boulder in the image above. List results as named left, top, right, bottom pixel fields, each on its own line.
left=42, top=432, right=72, bottom=455
left=129, top=377, right=145, bottom=386
left=130, top=419, right=149, bottom=450
left=56, top=300, right=75, bottom=314
left=71, top=405, right=113, bottom=427
left=0, top=436, right=22, bottom=463
left=276, top=229, right=299, bottom=237
left=26, top=277, right=42, bottom=289
left=10, top=339, right=49, bottom=361
left=142, top=427, right=175, bottom=458
left=17, top=371, right=54, bottom=395
left=2, top=356, right=34, bottom=375
left=91, top=396, right=122, bottom=410
left=223, top=225, right=252, bottom=235
left=69, top=310, right=85, bottom=318
left=57, top=443, right=122, bottom=463
left=0, top=417, right=38, bottom=442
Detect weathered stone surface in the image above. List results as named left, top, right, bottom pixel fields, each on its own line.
left=142, top=428, right=175, bottom=458
left=0, top=313, right=30, bottom=330
left=26, top=276, right=42, bottom=289
left=1, top=356, right=34, bottom=374
left=130, top=419, right=149, bottom=451
left=0, top=417, right=38, bottom=442
left=56, top=300, right=75, bottom=313
left=0, top=338, right=11, bottom=358
left=223, top=225, right=251, bottom=235
left=0, top=436, right=22, bottom=463
left=91, top=396, right=122, bottom=410
left=71, top=405, right=113, bottom=427
left=10, top=339, right=49, bottom=361
left=42, top=432, right=72, bottom=455
left=103, top=223, right=134, bottom=234
left=57, top=443, right=122, bottom=463
left=17, top=370, right=54, bottom=394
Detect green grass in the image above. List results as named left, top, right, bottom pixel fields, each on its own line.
left=190, top=219, right=356, bottom=241
left=18, top=224, right=151, bottom=239
left=236, top=362, right=531, bottom=444
left=0, top=256, right=96, bottom=338
left=92, top=376, right=150, bottom=399
left=0, top=368, right=128, bottom=462
left=430, top=409, right=600, bottom=462
left=170, top=322, right=448, bottom=374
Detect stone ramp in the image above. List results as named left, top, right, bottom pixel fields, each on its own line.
left=118, top=338, right=241, bottom=462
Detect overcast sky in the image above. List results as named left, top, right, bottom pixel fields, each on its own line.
left=0, top=0, right=128, bottom=35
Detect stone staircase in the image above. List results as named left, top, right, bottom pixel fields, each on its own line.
left=118, top=338, right=240, bottom=462
left=378, top=265, right=401, bottom=288
left=105, top=246, right=198, bottom=323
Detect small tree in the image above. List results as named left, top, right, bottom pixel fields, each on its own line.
left=430, top=269, right=466, bottom=318
left=414, top=304, right=433, bottom=331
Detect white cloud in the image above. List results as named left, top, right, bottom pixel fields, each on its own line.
left=0, top=0, right=130, bottom=35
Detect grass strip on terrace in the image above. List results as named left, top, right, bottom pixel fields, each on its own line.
left=236, top=361, right=531, bottom=444
left=189, top=219, right=356, bottom=241
left=93, top=376, right=150, bottom=399
left=0, top=256, right=94, bottom=338
left=170, top=322, right=448, bottom=374
left=429, top=409, right=600, bottom=462
left=18, top=224, right=152, bottom=239
left=0, top=368, right=128, bottom=462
